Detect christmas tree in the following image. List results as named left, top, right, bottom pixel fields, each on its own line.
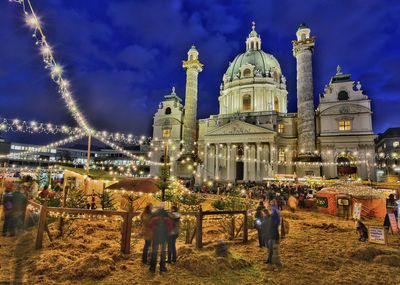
left=65, top=187, right=87, bottom=208
left=98, top=190, right=116, bottom=210
left=156, top=165, right=171, bottom=201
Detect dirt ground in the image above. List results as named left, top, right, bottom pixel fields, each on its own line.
left=1, top=208, right=400, bottom=285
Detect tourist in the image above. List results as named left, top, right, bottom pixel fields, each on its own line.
left=148, top=202, right=173, bottom=273
left=255, top=201, right=265, bottom=247
left=140, top=203, right=153, bottom=264
left=2, top=181, right=16, bottom=237
left=167, top=205, right=181, bottom=264
left=262, top=206, right=280, bottom=264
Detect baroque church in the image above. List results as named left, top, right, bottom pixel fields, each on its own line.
left=150, top=23, right=375, bottom=182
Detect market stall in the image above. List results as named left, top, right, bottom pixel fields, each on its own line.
left=315, top=182, right=388, bottom=218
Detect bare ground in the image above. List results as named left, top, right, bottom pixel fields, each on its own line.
left=1, top=209, right=399, bottom=285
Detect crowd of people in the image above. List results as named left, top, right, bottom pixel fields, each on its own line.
left=140, top=202, right=181, bottom=273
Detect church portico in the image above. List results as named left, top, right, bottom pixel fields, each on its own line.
left=202, top=140, right=274, bottom=182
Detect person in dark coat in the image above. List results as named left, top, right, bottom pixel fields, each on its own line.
left=140, top=203, right=153, bottom=264
left=167, top=205, right=181, bottom=263
left=148, top=203, right=173, bottom=273
left=12, top=184, right=27, bottom=230
left=2, top=181, right=15, bottom=237
left=255, top=201, right=265, bottom=247
left=262, top=207, right=280, bottom=264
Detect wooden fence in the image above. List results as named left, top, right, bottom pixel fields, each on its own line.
left=24, top=201, right=249, bottom=254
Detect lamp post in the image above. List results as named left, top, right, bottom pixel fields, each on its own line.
left=162, top=123, right=172, bottom=201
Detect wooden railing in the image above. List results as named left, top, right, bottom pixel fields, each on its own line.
left=24, top=201, right=249, bottom=254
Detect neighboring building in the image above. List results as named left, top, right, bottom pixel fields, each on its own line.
left=150, top=22, right=376, bottom=182
left=0, top=141, right=150, bottom=175
left=375, top=128, right=400, bottom=182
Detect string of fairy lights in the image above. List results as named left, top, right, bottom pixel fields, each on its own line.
left=8, top=0, right=161, bottom=166
left=0, top=117, right=152, bottom=145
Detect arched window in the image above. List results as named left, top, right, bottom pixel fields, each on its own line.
left=338, top=90, right=349, bottom=100
left=189, top=55, right=193, bottom=61
left=274, top=97, right=279, bottom=112
left=301, top=33, right=306, bottom=41
left=165, top=107, right=171, bottom=115
left=243, top=69, right=251, bottom=77
left=251, top=42, right=254, bottom=50
left=242, top=95, right=251, bottom=111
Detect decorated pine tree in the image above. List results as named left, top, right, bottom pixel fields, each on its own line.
left=156, top=165, right=171, bottom=201
left=65, top=187, right=87, bottom=208
left=98, top=190, right=116, bottom=210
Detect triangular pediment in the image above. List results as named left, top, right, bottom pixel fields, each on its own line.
left=206, top=120, right=275, bottom=136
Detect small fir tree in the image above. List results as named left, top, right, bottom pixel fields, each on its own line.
left=65, top=187, right=87, bottom=208
left=156, top=165, right=171, bottom=201
left=98, top=190, right=116, bottom=210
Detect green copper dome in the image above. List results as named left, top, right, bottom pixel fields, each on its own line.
left=225, top=49, right=282, bottom=80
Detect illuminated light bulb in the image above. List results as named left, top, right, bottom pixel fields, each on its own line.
left=25, top=14, right=38, bottom=29
left=51, top=64, right=63, bottom=77
left=40, top=45, right=52, bottom=56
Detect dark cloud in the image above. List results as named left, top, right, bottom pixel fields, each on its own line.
left=0, top=0, right=399, bottom=145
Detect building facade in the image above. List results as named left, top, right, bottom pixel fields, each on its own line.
left=375, top=128, right=400, bottom=182
left=151, top=23, right=376, bottom=182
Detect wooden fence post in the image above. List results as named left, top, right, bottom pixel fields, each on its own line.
left=122, top=206, right=134, bottom=254
left=243, top=211, right=248, bottom=243
left=196, top=206, right=203, bottom=249
left=35, top=201, right=47, bottom=250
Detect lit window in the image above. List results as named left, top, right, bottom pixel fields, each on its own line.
left=393, top=141, right=399, bottom=147
left=339, top=120, right=351, bottom=131
left=278, top=124, right=284, bottom=133
left=242, top=95, right=251, bottom=111
left=278, top=148, right=285, bottom=162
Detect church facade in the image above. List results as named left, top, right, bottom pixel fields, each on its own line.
left=150, top=23, right=375, bottom=182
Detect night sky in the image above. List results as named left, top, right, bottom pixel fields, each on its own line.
left=0, top=0, right=399, bottom=145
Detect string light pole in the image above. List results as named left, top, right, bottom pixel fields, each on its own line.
left=161, top=122, right=172, bottom=201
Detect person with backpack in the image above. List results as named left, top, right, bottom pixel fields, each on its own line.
left=140, top=203, right=153, bottom=264
left=254, top=201, right=265, bottom=247
left=167, top=205, right=181, bottom=264
left=148, top=203, right=173, bottom=273
left=2, top=181, right=15, bottom=237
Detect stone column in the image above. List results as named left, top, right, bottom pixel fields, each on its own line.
left=215, top=144, right=219, bottom=179
left=243, top=144, right=248, bottom=181
left=227, top=143, right=231, bottom=181
left=203, top=144, right=208, bottom=180
left=256, top=143, right=261, bottom=181
left=293, top=25, right=316, bottom=154
left=182, top=46, right=203, bottom=153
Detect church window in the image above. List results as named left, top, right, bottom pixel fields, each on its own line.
left=251, top=42, right=254, bottom=50
left=339, top=120, right=351, bottom=131
left=243, top=69, right=251, bottom=77
left=242, top=95, right=251, bottom=111
left=338, top=90, right=349, bottom=100
left=165, top=107, right=171, bottom=115
left=189, top=55, right=193, bottom=61
left=278, top=148, right=285, bottom=162
left=278, top=123, right=284, bottom=133
left=301, top=33, right=306, bottom=41
left=274, top=97, right=279, bottom=112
